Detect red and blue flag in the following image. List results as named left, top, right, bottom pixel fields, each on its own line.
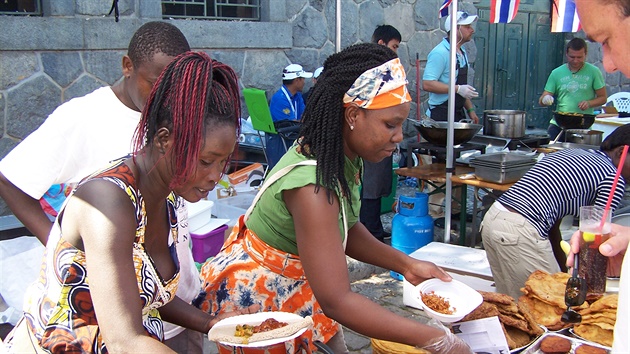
left=490, top=0, right=520, bottom=23
left=439, top=0, right=452, bottom=18
left=551, top=0, right=581, bottom=32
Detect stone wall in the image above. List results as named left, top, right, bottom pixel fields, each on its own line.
left=0, top=0, right=627, bottom=217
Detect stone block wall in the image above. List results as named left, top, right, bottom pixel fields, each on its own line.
left=0, top=0, right=627, bottom=217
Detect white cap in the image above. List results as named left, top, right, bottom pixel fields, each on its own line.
left=313, top=66, right=324, bottom=79
left=282, top=64, right=313, bottom=80
left=444, top=11, right=478, bottom=32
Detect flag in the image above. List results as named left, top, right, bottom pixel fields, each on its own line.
left=439, top=0, right=451, bottom=18
left=551, top=0, right=581, bottom=32
left=489, top=0, right=521, bottom=23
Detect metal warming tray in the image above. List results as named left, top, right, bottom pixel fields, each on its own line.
left=471, top=164, right=533, bottom=184
left=470, top=152, right=536, bottom=184
left=521, top=332, right=611, bottom=354
left=469, top=152, right=537, bottom=168
left=542, top=142, right=600, bottom=151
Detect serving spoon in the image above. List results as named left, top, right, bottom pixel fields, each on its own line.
left=561, top=253, right=587, bottom=323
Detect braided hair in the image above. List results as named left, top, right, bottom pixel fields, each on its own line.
left=133, top=51, right=241, bottom=189
left=128, top=21, right=191, bottom=68
left=299, top=42, right=398, bottom=201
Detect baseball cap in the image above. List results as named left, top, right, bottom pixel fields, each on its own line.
left=282, top=64, right=313, bottom=80
left=444, top=11, right=478, bottom=32
left=313, top=67, right=324, bottom=79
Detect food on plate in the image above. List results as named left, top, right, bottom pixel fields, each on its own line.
left=420, top=291, right=455, bottom=314
left=235, top=318, right=289, bottom=339
left=557, top=111, right=584, bottom=117
left=459, top=290, right=543, bottom=350
left=539, top=335, right=572, bottom=353
left=519, top=270, right=589, bottom=330
left=505, top=326, right=531, bottom=348
left=575, top=343, right=608, bottom=354
left=207, top=315, right=314, bottom=345
left=574, top=294, right=618, bottom=347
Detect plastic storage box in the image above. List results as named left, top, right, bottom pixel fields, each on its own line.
left=191, top=223, right=228, bottom=263
left=187, top=200, right=214, bottom=231
left=213, top=192, right=257, bottom=227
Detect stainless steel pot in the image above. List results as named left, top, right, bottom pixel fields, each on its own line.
left=483, top=110, right=527, bottom=138
left=565, top=129, right=603, bottom=146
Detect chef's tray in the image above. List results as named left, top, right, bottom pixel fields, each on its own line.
left=521, top=332, right=611, bottom=354
left=469, top=152, right=537, bottom=168
left=472, top=164, right=533, bottom=184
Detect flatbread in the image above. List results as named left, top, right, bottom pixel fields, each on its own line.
left=208, top=316, right=314, bottom=345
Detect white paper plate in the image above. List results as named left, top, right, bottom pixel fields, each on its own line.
left=416, top=278, right=483, bottom=323
left=208, top=311, right=309, bottom=348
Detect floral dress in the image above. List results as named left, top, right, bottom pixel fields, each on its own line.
left=18, top=160, right=180, bottom=353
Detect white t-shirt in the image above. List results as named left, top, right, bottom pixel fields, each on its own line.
left=0, top=86, right=199, bottom=339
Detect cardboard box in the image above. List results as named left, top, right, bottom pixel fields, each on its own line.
left=228, top=163, right=264, bottom=188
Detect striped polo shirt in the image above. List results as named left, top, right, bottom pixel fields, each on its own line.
left=498, top=148, right=625, bottom=239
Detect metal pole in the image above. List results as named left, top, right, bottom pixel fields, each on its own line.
left=336, top=0, right=341, bottom=53
left=416, top=53, right=421, bottom=141
left=444, top=0, right=459, bottom=243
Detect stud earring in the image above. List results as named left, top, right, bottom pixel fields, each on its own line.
left=350, top=125, right=354, bottom=131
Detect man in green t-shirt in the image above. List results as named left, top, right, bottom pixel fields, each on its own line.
left=539, top=38, right=607, bottom=141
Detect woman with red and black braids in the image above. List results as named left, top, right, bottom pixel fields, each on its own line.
left=5, top=52, right=258, bottom=353
left=196, top=43, right=472, bottom=354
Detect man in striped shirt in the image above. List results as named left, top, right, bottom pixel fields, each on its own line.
left=481, top=124, right=630, bottom=300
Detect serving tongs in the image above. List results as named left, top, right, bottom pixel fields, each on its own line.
left=561, top=253, right=587, bottom=323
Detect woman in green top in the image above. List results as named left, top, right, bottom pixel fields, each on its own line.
left=197, top=43, right=471, bottom=354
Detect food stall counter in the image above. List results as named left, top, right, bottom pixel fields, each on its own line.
left=591, top=115, right=630, bottom=139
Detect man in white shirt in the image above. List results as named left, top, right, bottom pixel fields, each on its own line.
left=0, top=21, right=203, bottom=353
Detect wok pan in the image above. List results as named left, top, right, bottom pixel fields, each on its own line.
left=554, top=111, right=596, bottom=129
left=411, top=120, right=483, bottom=146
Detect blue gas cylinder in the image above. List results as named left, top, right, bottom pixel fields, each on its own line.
left=390, top=193, right=433, bottom=280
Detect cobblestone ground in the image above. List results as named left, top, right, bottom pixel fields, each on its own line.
left=202, top=178, right=479, bottom=353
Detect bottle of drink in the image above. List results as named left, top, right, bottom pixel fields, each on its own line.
left=578, top=206, right=611, bottom=296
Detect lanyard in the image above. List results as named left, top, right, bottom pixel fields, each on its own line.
left=281, top=86, right=297, bottom=120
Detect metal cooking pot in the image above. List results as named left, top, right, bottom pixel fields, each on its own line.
left=565, top=129, right=603, bottom=146
left=412, top=121, right=483, bottom=146
left=483, top=110, right=527, bottom=138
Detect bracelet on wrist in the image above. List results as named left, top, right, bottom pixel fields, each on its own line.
left=466, top=107, right=475, bottom=113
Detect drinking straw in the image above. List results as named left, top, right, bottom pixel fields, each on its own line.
left=600, top=144, right=629, bottom=230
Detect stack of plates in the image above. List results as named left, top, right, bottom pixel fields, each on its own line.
left=470, top=152, right=537, bottom=184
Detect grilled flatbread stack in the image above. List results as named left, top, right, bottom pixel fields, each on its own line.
left=574, top=294, right=618, bottom=347
left=208, top=315, right=314, bottom=345
left=518, top=270, right=589, bottom=331
left=459, top=290, right=544, bottom=350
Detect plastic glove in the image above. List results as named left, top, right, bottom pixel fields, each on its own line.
left=456, top=85, right=479, bottom=99
left=541, top=94, right=555, bottom=106
left=420, top=319, right=473, bottom=354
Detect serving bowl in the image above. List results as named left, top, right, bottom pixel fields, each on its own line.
left=416, top=279, right=483, bottom=323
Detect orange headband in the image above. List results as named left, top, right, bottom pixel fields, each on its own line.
left=342, top=58, right=411, bottom=109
